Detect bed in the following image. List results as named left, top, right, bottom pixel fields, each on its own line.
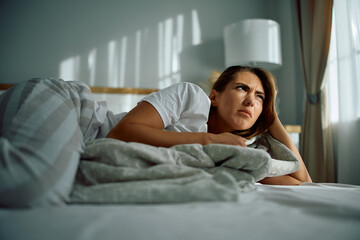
left=0, top=82, right=360, bottom=240
left=1, top=183, right=360, bottom=240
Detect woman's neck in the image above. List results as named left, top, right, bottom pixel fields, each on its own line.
left=207, top=110, right=250, bottom=138
left=207, top=110, right=230, bottom=134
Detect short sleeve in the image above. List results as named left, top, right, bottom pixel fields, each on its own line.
left=141, top=82, right=210, bottom=132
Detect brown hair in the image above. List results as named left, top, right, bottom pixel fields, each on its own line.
left=210, top=65, right=278, bottom=138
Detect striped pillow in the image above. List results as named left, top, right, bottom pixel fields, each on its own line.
left=0, top=78, right=107, bottom=208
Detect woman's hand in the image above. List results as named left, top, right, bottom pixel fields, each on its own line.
left=208, top=132, right=248, bottom=147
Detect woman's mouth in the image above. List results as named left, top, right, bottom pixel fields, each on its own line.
left=238, top=109, right=252, bottom=118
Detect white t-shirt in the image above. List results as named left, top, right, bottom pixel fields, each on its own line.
left=141, top=82, right=211, bottom=132
left=107, top=82, right=256, bottom=145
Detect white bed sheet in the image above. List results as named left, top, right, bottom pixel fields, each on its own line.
left=1, top=183, right=359, bottom=240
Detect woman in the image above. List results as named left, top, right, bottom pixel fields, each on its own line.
left=0, top=66, right=310, bottom=208
left=107, top=65, right=312, bottom=185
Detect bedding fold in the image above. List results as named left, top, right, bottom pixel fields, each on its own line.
left=70, top=134, right=299, bottom=204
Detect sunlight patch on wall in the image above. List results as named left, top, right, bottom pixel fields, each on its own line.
left=119, top=36, right=127, bottom=87
left=88, top=48, right=97, bottom=85
left=164, top=19, right=173, bottom=78
left=157, top=14, right=184, bottom=88
left=108, top=40, right=119, bottom=87
left=172, top=14, right=184, bottom=74
left=135, top=30, right=142, bottom=88
left=158, top=21, right=164, bottom=80
left=57, top=10, right=201, bottom=89
left=107, top=37, right=128, bottom=87
left=59, top=55, right=80, bottom=81
left=191, top=10, right=202, bottom=46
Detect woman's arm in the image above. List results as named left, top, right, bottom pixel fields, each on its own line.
left=260, top=117, right=312, bottom=185
left=106, top=102, right=247, bottom=147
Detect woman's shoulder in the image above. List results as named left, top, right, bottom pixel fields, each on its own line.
left=142, top=82, right=210, bottom=108
left=140, top=82, right=210, bottom=130
left=151, top=82, right=209, bottom=102
left=164, top=82, right=205, bottom=93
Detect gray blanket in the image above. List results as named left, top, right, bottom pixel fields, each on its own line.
left=70, top=133, right=299, bottom=204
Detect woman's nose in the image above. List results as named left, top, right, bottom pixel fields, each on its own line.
left=243, top=94, right=255, bottom=106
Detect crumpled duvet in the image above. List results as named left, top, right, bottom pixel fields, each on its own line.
left=69, top=132, right=299, bottom=204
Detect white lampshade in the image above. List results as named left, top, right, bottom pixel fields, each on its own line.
left=224, top=19, right=282, bottom=70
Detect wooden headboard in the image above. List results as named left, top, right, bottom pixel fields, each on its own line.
left=0, top=83, right=158, bottom=95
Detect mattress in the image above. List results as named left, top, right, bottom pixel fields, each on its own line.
left=1, top=183, right=359, bottom=240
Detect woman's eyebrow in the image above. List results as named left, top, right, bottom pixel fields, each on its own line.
left=256, top=90, right=265, bottom=96
left=234, top=82, right=249, bottom=88
left=234, top=82, right=265, bottom=96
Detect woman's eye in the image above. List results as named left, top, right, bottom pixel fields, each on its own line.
left=236, top=85, right=246, bottom=90
left=257, top=95, right=265, bottom=101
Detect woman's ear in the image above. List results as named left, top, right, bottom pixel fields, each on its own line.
left=209, top=89, right=219, bottom=107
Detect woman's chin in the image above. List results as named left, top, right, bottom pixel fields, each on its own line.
left=231, top=128, right=251, bottom=135
left=233, top=124, right=253, bottom=131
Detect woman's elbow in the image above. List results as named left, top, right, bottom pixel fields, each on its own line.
left=106, top=120, right=131, bottom=140
left=259, top=175, right=303, bottom=185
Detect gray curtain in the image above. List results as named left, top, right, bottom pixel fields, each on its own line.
left=296, top=0, right=334, bottom=182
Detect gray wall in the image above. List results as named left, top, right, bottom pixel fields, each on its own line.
left=0, top=0, right=304, bottom=124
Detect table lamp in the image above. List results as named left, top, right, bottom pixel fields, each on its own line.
left=224, top=19, right=282, bottom=70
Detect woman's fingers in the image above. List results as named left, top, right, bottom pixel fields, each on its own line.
left=212, top=132, right=248, bottom=147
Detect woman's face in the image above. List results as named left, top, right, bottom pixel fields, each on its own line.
left=210, top=71, right=265, bottom=132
